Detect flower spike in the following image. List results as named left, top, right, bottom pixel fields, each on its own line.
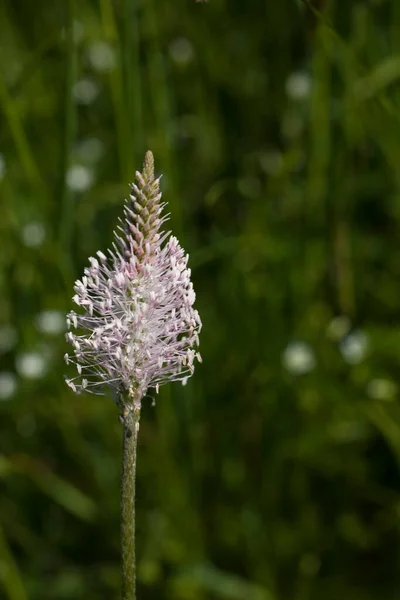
left=65, top=151, right=202, bottom=406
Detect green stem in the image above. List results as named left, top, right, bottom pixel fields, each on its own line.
left=121, top=405, right=141, bottom=600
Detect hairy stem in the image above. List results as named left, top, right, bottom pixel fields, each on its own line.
left=121, top=405, right=141, bottom=600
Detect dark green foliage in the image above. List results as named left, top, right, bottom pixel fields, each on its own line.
left=1, top=0, right=400, bottom=598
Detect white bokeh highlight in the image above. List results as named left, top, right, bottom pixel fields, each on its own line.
left=36, top=310, right=66, bottom=335
left=0, top=372, right=17, bottom=400
left=66, top=165, right=94, bottom=192
left=340, top=331, right=369, bottom=365
left=16, top=352, right=47, bottom=379
left=22, top=222, right=46, bottom=248
left=282, top=341, right=316, bottom=375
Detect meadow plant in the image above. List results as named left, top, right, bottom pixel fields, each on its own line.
left=65, top=151, right=202, bottom=599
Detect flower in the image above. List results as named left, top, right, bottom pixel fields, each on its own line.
left=65, top=151, right=202, bottom=406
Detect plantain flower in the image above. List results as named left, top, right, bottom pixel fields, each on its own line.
left=65, top=151, right=201, bottom=406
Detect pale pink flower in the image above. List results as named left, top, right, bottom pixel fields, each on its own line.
left=65, top=151, right=201, bottom=406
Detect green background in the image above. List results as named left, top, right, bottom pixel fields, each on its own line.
left=1, top=0, right=400, bottom=598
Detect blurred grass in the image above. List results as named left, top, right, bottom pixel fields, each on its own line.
left=58, top=0, right=77, bottom=276
left=2, top=0, right=400, bottom=599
